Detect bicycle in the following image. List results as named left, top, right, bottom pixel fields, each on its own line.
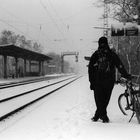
left=117, top=77, right=140, bottom=123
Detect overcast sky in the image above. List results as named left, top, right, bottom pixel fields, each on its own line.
left=0, top=0, right=105, bottom=73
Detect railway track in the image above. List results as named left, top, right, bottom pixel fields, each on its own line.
left=0, top=74, right=71, bottom=89
left=0, top=75, right=82, bottom=121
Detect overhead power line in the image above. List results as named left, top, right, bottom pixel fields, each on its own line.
left=39, top=0, right=66, bottom=39
left=0, top=18, right=37, bottom=41
left=47, top=0, right=67, bottom=31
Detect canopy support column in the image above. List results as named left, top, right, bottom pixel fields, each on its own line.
left=24, top=59, right=26, bottom=77
left=15, top=57, right=18, bottom=78
left=3, top=55, right=7, bottom=79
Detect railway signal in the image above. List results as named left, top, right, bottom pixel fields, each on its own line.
left=61, top=52, right=79, bottom=73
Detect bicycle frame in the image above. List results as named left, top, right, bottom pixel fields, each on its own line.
left=118, top=77, right=140, bottom=123
left=123, top=90, right=133, bottom=111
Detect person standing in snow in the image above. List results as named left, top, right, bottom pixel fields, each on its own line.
left=88, top=36, right=130, bottom=123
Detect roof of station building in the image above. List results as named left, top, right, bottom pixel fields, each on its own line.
left=0, top=44, right=52, bottom=61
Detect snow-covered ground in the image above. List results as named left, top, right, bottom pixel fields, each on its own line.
left=0, top=75, right=140, bottom=140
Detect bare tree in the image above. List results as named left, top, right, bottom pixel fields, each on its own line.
left=97, top=0, right=137, bottom=22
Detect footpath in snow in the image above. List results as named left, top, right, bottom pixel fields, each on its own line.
left=0, top=75, right=140, bottom=140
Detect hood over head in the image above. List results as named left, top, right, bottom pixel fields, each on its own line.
left=98, top=36, right=110, bottom=50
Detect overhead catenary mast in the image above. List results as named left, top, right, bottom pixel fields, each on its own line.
left=136, top=0, right=140, bottom=25
left=93, top=0, right=110, bottom=37
left=103, top=0, right=109, bottom=37
left=85, top=0, right=110, bottom=62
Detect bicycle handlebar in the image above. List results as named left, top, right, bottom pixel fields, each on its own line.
left=116, top=77, right=130, bottom=84
left=116, top=76, right=139, bottom=88
left=116, top=77, right=129, bottom=87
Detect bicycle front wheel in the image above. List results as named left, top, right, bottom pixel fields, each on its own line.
left=118, top=93, right=132, bottom=116
left=134, top=96, right=140, bottom=124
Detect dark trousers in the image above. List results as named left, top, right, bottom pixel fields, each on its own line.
left=93, top=83, right=114, bottom=118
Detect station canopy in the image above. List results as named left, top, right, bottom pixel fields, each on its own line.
left=0, top=44, right=52, bottom=61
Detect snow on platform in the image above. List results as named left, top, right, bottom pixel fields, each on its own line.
left=0, top=75, right=140, bottom=140
left=0, top=74, right=74, bottom=85
left=0, top=77, right=40, bottom=85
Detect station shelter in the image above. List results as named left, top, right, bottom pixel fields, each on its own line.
left=0, top=44, right=52, bottom=78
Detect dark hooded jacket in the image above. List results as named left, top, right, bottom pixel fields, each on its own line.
left=88, top=37, right=129, bottom=89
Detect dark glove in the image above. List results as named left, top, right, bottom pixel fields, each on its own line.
left=122, top=74, right=131, bottom=80
left=126, top=74, right=132, bottom=80
left=90, top=83, right=95, bottom=90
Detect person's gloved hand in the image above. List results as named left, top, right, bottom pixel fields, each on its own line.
left=122, top=74, right=132, bottom=80
left=126, top=74, right=132, bottom=80
left=90, top=83, right=95, bottom=90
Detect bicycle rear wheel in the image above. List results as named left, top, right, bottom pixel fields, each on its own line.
left=134, top=96, right=140, bottom=124
left=118, top=94, right=132, bottom=116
